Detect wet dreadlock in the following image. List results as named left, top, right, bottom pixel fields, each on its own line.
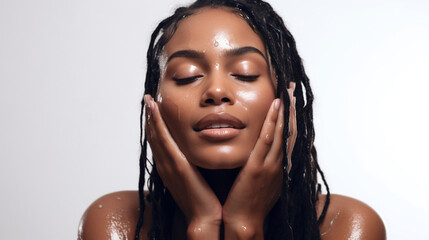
left=136, top=0, right=330, bottom=239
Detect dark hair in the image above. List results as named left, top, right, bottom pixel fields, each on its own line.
left=136, top=0, right=330, bottom=239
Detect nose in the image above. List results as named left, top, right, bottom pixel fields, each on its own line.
left=200, top=75, right=235, bottom=106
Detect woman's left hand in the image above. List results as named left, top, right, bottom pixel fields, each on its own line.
left=222, top=97, right=284, bottom=239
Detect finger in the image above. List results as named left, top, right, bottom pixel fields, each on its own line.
left=287, top=81, right=296, bottom=97
left=144, top=95, right=170, bottom=175
left=144, top=95, right=155, bottom=141
left=286, top=96, right=297, bottom=172
left=248, top=98, right=281, bottom=165
left=265, top=96, right=285, bottom=165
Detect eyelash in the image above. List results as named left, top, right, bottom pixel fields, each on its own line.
left=172, top=74, right=259, bottom=84
left=231, top=74, right=260, bottom=81
left=172, top=75, right=203, bottom=84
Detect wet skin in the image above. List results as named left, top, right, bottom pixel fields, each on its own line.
left=79, top=7, right=386, bottom=240
left=78, top=192, right=387, bottom=240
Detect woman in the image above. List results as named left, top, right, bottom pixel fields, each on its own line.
left=79, top=0, right=386, bottom=239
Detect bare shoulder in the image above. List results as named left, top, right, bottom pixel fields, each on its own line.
left=317, top=194, right=386, bottom=240
left=78, top=191, right=151, bottom=240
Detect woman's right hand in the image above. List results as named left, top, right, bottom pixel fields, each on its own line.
left=144, top=94, right=222, bottom=240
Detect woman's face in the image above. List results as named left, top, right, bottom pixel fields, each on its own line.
left=157, top=7, right=276, bottom=169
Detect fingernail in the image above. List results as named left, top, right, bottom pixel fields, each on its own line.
left=144, top=95, right=152, bottom=118
left=144, top=95, right=150, bottom=108
left=274, top=98, right=281, bottom=111
left=150, top=97, right=156, bottom=110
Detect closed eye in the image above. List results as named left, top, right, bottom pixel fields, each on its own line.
left=172, top=75, right=203, bottom=85
left=231, top=74, right=260, bottom=81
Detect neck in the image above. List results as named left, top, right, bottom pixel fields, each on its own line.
left=198, top=167, right=240, bottom=205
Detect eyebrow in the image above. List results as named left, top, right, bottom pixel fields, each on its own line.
left=224, top=46, right=266, bottom=59
left=166, top=46, right=266, bottom=63
left=167, top=50, right=204, bottom=63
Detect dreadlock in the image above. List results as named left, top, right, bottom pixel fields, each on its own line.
left=135, top=0, right=330, bottom=239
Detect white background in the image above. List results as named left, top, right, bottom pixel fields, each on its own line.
left=1, top=0, right=428, bottom=239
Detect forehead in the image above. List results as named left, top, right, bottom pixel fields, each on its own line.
left=164, top=7, right=266, bottom=56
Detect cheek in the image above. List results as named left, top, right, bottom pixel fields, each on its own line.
left=159, top=95, right=181, bottom=122
left=237, top=86, right=275, bottom=138
left=236, top=87, right=275, bottom=116
left=157, top=86, right=197, bottom=140
left=158, top=76, right=203, bottom=113
left=235, top=90, right=258, bottom=111
left=157, top=88, right=183, bottom=135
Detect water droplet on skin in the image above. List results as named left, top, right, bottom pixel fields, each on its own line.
left=235, top=90, right=258, bottom=112
left=157, top=93, right=163, bottom=103
left=167, top=96, right=180, bottom=121
left=177, top=105, right=181, bottom=121
left=265, top=133, right=270, bottom=141
left=193, top=227, right=202, bottom=232
left=235, top=100, right=249, bottom=111
left=98, top=204, right=103, bottom=208
left=212, top=32, right=232, bottom=49
left=116, top=197, right=121, bottom=200
left=146, top=108, right=151, bottom=121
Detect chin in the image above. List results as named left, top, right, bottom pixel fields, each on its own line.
left=190, top=155, right=248, bottom=170
left=182, top=142, right=254, bottom=169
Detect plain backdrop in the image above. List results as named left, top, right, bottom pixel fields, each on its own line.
left=1, top=0, right=428, bottom=239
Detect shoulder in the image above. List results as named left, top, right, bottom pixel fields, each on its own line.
left=78, top=191, right=152, bottom=240
left=317, top=194, right=386, bottom=240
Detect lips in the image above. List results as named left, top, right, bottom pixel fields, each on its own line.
left=193, top=113, right=245, bottom=141
left=193, top=113, right=245, bottom=131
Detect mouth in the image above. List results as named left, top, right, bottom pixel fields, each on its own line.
left=193, top=113, right=245, bottom=141
left=193, top=113, right=245, bottom=132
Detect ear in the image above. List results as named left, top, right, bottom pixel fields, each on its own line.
left=286, top=82, right=297, bottom=173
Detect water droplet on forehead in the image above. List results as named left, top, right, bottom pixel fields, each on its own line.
left=98, top=204, right=103, bottom=208
left=213, top=40, right=219, bottom=47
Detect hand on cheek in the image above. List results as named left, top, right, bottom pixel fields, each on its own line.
left=223, top=98, right=285, bottom=239
left=144, top=94, right=222, bottom=240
